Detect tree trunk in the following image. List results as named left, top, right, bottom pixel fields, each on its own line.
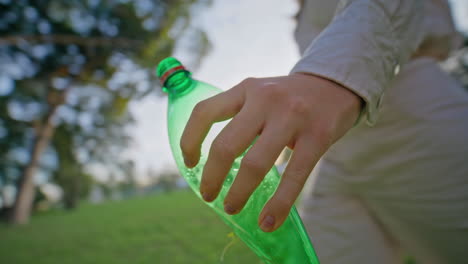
left=63, top=172, right=80, bottom=210
left=10, top=105, right=60, bottom=225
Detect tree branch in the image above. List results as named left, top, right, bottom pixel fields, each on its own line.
left=0, top=35, right=144, bottom=47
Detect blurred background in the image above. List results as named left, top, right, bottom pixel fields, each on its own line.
left=0, top=0, right=467, bottom=263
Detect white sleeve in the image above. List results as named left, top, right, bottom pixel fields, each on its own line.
left=291, top=0, right=426, bottom=125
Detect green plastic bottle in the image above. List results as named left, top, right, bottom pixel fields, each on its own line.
left=157, top=57, right=320, bottom=264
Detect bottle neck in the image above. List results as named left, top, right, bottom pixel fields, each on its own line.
left=163, top=71, right=194, bottom=96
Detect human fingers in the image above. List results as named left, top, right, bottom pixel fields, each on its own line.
left=259, top=136, right=323, bottom=232
left=199, top=106, right=263, bottom=202
left=223, top=118, right=295, bottom=214
left=180, top=86, right=245, bottom=167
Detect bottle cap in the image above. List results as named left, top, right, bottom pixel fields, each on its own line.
left=156, top=57, right=189, bottom=86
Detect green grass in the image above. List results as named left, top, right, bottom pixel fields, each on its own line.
left=0, top=190, right=260, bottom=264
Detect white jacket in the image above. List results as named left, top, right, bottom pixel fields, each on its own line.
left=294, top=1, right=468, bottom=263
left=292, top=0, right=461, bottom=125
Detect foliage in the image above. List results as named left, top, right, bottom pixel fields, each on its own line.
left=155, top=169, right=180, bottom=192
left=0, top=191, right=260, bottom=264
left=0, top=0, right=211, bottom=211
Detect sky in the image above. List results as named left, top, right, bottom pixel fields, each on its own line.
left=127, top=0, right=468, bottom=182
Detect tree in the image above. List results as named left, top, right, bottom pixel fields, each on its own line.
left=0, top=0, right=211, bottom=224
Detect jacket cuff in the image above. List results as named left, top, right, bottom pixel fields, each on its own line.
left=291, top=59, right=384, bottom=126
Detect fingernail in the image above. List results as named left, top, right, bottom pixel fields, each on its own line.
left=224, top=204, right=236, bottom=215
left=261, top=215, right=275, bottom=231
left=201, top=191, right=212, bottom=202
left=184, top=157, right=194, bottom=168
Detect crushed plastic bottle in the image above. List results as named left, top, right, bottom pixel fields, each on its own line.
left=156, top=57, right=320, bottom=264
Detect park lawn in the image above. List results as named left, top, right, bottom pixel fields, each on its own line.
left=0, top=190, right=260, bottom=264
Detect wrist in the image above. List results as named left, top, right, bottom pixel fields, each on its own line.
left=292, top=72, right=364, bottom=128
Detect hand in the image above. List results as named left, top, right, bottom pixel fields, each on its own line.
left=181, top=73, right=362, bottom=232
